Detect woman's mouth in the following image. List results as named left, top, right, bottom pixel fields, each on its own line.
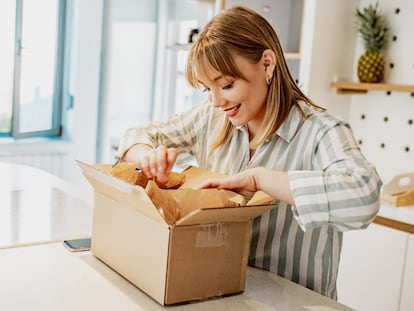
left=224, top=104, right=241, bottom=117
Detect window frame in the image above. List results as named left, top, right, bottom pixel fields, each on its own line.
left=4, top=0, right=66, bottom=139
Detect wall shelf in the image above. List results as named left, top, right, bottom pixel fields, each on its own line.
left=284, top=52, right=301, bottom=60
left=330, top=81, right=414, bottom=94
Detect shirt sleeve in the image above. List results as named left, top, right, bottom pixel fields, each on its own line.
left=288, top=120, right=382, bottom=232
left=114, top=101, right=211, bottom=163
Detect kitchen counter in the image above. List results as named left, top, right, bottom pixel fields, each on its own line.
left=0, top=161, right=353, bottom=310
left=0, top=162, right=93, bottom=249
left=4, top=161, right=413, bottom=310
left=0, top=243, right=353, bottom=311
left=375, top=203, right=414, bottom=234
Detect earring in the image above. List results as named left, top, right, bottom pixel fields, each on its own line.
left=266, top=77, right=272, bottom=85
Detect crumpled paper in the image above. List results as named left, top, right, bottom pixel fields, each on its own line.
left=145, top=180, right=246, bottom=225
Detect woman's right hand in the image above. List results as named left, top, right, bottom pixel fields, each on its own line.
left=123, top=144, right=178, bottom=186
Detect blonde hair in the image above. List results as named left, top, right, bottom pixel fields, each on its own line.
left=186, top=6, right=322, bottom=149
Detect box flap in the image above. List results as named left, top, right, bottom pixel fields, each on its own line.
left=175, top=203, right=277, bottom=226
left=76, top=160, right=166, bottom=224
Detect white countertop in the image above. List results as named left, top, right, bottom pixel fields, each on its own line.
left=0, top=161, right=354, bottom=310
left=378, top=203, right=414, bottom=226
left=3, top=161, right=413, bottom=310
left=0, top=162, right=93, bottom=249
left=0, top=243, right=353, bottom=311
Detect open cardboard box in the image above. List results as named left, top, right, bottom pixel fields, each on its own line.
left=76, top=161, right=276, bottom=305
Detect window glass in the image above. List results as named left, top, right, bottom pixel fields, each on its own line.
left=0, top=1, right=16, bottom=134
left=0, top=0, right=64, bottom=138
left=16, top=0, right=59, bottom=134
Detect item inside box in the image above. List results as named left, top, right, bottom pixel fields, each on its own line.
left=110, top=163, right=273, bottom=225
left=111, top=161, right=186, bottom=189
left=145, top=180, right=246, bottom=225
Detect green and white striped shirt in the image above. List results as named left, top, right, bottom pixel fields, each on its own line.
left=116, top=101, right=382, bottom=299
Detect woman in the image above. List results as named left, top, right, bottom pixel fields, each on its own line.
left=115, top=6, right=382, bottom=299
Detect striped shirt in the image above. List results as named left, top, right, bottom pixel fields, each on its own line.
left=116, top=100, right=382, bottom=299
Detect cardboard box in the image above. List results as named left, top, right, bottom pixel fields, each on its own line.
left=77, top=161, right=275, bottom=305
left=381, top=172, right=414, bottom=207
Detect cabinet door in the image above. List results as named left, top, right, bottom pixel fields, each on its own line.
left=337, top=223, right=407, bottom=311
left=400, top=234, right=414, bottom=311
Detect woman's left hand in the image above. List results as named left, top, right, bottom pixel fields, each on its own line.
left=200, top=168, right=259, bottom=202
left=200, top=167, right=294, bottom=205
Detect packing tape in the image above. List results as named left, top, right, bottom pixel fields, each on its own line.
left=195, top=223, right=229, bottom=248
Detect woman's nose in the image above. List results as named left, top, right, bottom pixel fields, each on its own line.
left=210, top=90, right=224, bottom=108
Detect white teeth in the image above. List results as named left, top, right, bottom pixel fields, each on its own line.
left=226, top=104, right=240, bottom=112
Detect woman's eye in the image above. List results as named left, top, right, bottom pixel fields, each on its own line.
left=202, top=87, right=211, bottom=93
left=222, top=82, right=234, bottom=90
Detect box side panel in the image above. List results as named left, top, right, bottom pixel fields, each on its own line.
left=91, top=192, right=169, bottom=305
left=164, top=222, right=251, bottom=305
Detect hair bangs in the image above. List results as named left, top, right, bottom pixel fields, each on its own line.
left=186, top=37, right=246, bottom=89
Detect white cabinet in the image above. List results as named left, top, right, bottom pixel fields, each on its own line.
left=337, top=223, right=414, bottom=311
left=400, top=234, right=414, bottom=311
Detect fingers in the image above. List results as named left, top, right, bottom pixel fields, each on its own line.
left=155, top=145, right=168, bottom=174
left=139, top=146, right=178, bottom=185
left=156, top=146, right=178, bottom=184
left=201, top=175, right=240, bottom=190
left=166, top=148, right=178, bottom=172
left=201, top=170, right=258, bottom=193
left=200, top=177, right=255, bottom=202
left=199, top=178, right=223, bottom=189
left=139, top=154, right=151, bottom=178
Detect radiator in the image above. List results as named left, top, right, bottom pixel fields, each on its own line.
left=0, top=152, right=70, bottom=178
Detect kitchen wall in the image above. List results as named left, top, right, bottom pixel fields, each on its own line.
left=346, top=0, right=414, bottom=183
left=298, top=0, right=414, bottom=184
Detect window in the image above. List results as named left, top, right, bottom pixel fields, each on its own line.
left=0, top=0, right=66, bottom=139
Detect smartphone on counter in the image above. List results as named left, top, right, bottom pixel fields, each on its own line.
left=63, top=238, right=91, bottom=252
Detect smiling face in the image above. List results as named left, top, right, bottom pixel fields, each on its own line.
left=185, top=6, right=298, bottom=149
left=198, top=53, right=273, bottom=138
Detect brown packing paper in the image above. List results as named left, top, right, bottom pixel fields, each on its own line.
left=180, top=166, right=274, bottom=206
left=108, top=163, right=274, bottom=225
left=145, top=180, right=246, bottom=225
left=111, top=162, right=186, bottom=189
left=111, top=162, right=141, bottom=184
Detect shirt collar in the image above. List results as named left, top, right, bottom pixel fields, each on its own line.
left=235, top=101, right=310, bottom=143
left=276, top=101, right=310, bottom=143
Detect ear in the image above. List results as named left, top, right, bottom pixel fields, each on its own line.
left=262, top=49, right=276, bottom=80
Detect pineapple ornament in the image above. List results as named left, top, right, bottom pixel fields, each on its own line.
left=355, top=2, right=390, bottom=83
